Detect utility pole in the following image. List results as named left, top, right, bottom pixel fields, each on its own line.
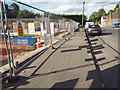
left=82, top=2, right=85, bottom=27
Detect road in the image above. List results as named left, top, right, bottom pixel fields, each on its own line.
left=101, top=28, right=120, bottom=52
left=2, top=28, right=119, bottom=89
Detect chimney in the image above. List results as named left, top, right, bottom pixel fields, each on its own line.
left=116, top=8, right=119, bottom=13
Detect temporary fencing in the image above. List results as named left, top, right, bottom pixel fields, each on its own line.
left=0, top=0, right=79, bottom=82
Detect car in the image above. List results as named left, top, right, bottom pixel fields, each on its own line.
left=87, top=24, right=102, bottom=36
left=112, top=23, right=120, bottom=28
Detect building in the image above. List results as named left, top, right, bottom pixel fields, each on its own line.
left=101, top=8, right=120, bottom=27
left=101, top=16, right=107, bottom=27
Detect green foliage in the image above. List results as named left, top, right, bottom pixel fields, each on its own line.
left=60, top=14, right=87, bottom=25
left=17, top=9, right=36, bottom=18
left=89, top=12, right=97, bottom=23
left=107, top=9, right=114, bottom=15
left=10, top=3, right=19, bottom=10
left=113, top=4, right=119, bottom=12
left=5, top=3, right=41, bottom=18
left=7, top=3, right=20, bottom=18
left=89, top=3, right=119, bottom=24
left=44, top=13, right=48, bottom=17
left=89, top=8, right=106, bottom=24
left=107, top=4, right=119, bottom=15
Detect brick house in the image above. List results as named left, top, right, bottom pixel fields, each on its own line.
left=101, top=8, right=120, bottom=27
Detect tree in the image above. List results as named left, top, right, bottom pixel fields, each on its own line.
left=89, top=8, right=106, bottom=24
left=17, top=9, right=34, bottom=18
left=17, top=9, right=41, bottom=18
left=113, top=4, right=119, bottom=12
left=60, top=14, right=87, bottom=25
left=10, top=3, right=19, bottom=10
left=107, top=9, right=114, bottom=15
left=107, top=3, right=119, bottom=15
left=7, top=3, right=20, bottom=18
left=89, top=12, right=97, bottom=23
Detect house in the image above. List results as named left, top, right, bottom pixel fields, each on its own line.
left=101, top=8, right=120, bottom=27
left=101, top=16, right=107, bottom=27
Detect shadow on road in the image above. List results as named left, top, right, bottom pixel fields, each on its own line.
left=2, top=57, right=119, bottom=89
left=61, top=45, right=88, bottom=53
left=61, top=48, right=81, bottom=53
left=101, top=33, right=112, bottom=36
left=74, top=28, right=79, bottom=32
left=30, top=34, right=74, bottom=76
left=98, top=36, right=120, bottom=54
left=92, top=45, right=105, bottom=50
left=3, top=76, right=30, bottom=89
left=85, top=57, right=106, bottom=62
left=86, top=64, right=119, bottom=88
left=50, top=78, right=79, bottom=89
left=87, top=50, right=103, bottom=55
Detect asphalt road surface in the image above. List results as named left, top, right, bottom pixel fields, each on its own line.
left=2, top=28, right=119, bottom=89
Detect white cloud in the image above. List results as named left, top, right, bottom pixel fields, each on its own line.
left=49, top=5, right=81, bottom=14
left=6, top=0, right=120, bottom=19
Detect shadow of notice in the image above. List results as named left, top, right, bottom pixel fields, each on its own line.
left=61, top=45, right=89, bottom=53
left=50, top=78, right=79, bottom=89
left=61, top=48, right=81, bottom=53
left=87, top=50, right=103, bottom=55
left=92, top=45, right=105, bottom=50
left=85, top=57, right=106, bottom=62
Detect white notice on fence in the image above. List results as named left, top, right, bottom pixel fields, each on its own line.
left=59, top=20, right=64, bottom=30
left=46, top=18, right=50, bottom=34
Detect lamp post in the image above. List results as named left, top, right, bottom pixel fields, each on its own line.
left=82, top=2, right=85, bottom=27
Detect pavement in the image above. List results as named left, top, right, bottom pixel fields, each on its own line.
left=0, top=32, right=69, bottom=74
left=2, top=28, right=119, bottom=89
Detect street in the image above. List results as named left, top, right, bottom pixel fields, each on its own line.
left=2, top=28, right=119, bottom=89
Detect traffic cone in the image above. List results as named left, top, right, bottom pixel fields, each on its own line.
left=37, top=36, right=41, bottom=49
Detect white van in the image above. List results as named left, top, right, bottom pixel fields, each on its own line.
left=85, top=22, right=94, bottom=30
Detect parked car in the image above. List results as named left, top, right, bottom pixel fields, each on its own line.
left=87, top=25, right=102, bottom=36
left=112, top=23, right=120, bottom=28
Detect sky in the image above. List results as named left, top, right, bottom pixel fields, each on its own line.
left=5, top=0, right=120, bottom=19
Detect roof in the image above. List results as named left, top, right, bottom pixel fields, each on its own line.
left=111, top=12, right=120, bottom=19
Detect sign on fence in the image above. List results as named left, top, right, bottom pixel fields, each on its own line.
left=54, top=22, right=57, bottom=28
left=66, top=21, right=69, bottom=28
left=59, top=20, right=64, bottom=30
left=34, top=21, right=41, bottom=32
left=17, top=21, right=24, bottom=37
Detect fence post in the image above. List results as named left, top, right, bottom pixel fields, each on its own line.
left=48, top=14, right=54, bottom=49
left=0, top=0, right=13, bottom=76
